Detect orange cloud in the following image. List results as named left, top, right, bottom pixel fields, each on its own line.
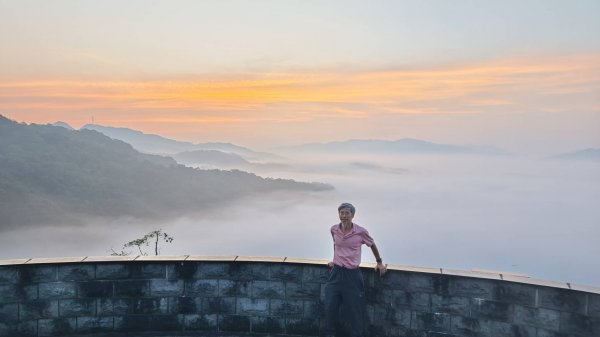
left=1, top=54, right=598, bottom=127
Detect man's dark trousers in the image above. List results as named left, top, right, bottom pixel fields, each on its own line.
left=324, top=264, right=365, bottom=337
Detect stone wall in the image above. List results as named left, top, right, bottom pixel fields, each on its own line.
left=0, top=256, right=598, bottom=337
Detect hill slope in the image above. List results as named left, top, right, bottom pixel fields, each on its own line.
left=81, top=124, right=280, bottom=161
left=0, top=116, right=332, bottom=228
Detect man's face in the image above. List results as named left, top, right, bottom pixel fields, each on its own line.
left=339, top=208, right=354, bottom=224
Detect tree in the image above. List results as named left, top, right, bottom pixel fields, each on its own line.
left=110, top=229, right=174, bottom=256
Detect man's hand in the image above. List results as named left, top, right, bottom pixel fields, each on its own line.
left=375, top=262, right=387, bottom=277
left=327, top=261, right=334, bottom=268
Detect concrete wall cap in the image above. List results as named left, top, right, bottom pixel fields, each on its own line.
left=570, top=283, right=600, bottom=294
left=186, top=255, right=237, bottom=261
left=284, top=257, right=329, bottom=265
left=502, top=274, right=570, bottom=290
left=386, top=264, right=441, bottom=274
left=25, top=257, right=86, bottom=264
left=0, top=256, right=597, bottom=294
left=0, top=258, right=31, bottom=266
left=83, top=255, right=139, bottom=262
left=135, top=255, right=189, bottom=261
left=235, top=256, right=286, bottom=262
left=442, top=268, right=503, bottom=280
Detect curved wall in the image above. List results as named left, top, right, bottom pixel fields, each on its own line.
left=0, top=256, right=598, bottom=337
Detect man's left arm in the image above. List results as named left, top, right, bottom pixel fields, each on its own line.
left=370, top=243, right=387, bottom=277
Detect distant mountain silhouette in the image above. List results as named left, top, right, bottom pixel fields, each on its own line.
left=173, top=150, right=250, bottom=167
left=0, top=115, right=332, bottom=229
left=283, top=138, right=505, bottom=155
left=81, top=124, right=280, bottom=161
left=549, top=148, right=600, bottom=162
left=52, top=121, right=74, bottom=130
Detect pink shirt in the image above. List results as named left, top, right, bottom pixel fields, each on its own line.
left=330, top=223, right=375, bottom=269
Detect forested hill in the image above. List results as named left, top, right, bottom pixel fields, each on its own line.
left=0, top=116, right=332, bottom=229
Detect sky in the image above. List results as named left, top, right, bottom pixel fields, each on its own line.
left=1, top=0, right=599, bottom=154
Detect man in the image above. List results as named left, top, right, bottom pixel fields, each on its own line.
left=325, top=202, right=386, bottom=337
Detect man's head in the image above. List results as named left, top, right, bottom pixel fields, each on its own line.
left=338, top=202, right=355, bottom=225
left=338, top=202, right=355, bottom=215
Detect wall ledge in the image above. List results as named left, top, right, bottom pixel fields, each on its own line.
left=0, top=255, right=598, bottom=294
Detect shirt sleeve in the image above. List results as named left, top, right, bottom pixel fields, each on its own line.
left=362, top=229, right=375, bottom=247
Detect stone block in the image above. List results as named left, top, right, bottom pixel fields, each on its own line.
left=252, top=280, right=285, bottom=299
left=218, top=279, right=250, bottom=297
left=20, top=300, right=58, bottom=320
left=539, top=288, right=587, bottom=314
left=231, top=263, right=269, bottom=281
left=558, top=312, right=597, bottom=336
left=19, top=266, right=56, bottom=283
left=470, top=298, right=511, bottom=321
left=269, top=264, right=302, bottom=281
left=131, top=298, right=168, bottom=314
left=451, top=316, right=535, bottom=337
left=372, top=306, right=411, bottom=327
left=302, top=265, right=330, bottom=283
left=270, top=299, right=303, bottom=317
left=0, top=284, right=38, bottom=303
left=198, top=262, right=230, bottom=279
left=0, top=259, right=30, bottom=266
left=251, top=316, right=284, bottom=333
left=114, top=315, right=151, bottom=332
left=149, top=314, right=181, bottom=331
left=448, top=277, right=494, bottom=299
left=180, top=313, right=217, bottom=331
left=432, top=275, right=451, bottom=296
left=57, top=264, right=94, bottom=281
left=202, top=297, right=236, bottom=314
left=492, top=282, right=537, bottom=306
left=411, top=312, right=451, bottom=332
left=38, top=282, right=77, bottom=299
left=167, top=296, right=200, bottom=314
left=58, top=299, right=96, bottom=317
left=0, top=320, right=37, bottom=337
left=430, top=294, right=470, bottom=316
left=590, top=294, right=600, bottom=318
left=285, top=318, right=319, bottom=335
left=236, top=297, right=269, bottom=316
left=535, top=328, right=580, bottom=337
left=0, top=267, right=19, bottom=284
left=219, top=315, right=251, bottom=332
left=78, top=281, right=113, bottom=298
left=392, top=290, right=430, bottom=312
left=166, top=262, right=197, bottom=280
left=512, top=305, right=560, bottom=330
left=98, top=298, right=130, bottom=315
left=96, top=263, right=130, bottom=279
left=185, top=279, right=218, bottom=297
left=407, top=273, right=437, bottom=293
left=286, top=282, right=321, bottom=300
left=365, top=286, right=392, bottom=305
left=0, top=303, right=18, bottom=323
left=37, top=317, right=75, bottom=337
left=114, top=280, right=149, bottom=297
left=76, top=316, right=114, bottom=333
left=150, top=279, right=183, bottom=296
left=130, top=263, right=165, bottom=279
left=376, top=270, right=409, bottom=289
